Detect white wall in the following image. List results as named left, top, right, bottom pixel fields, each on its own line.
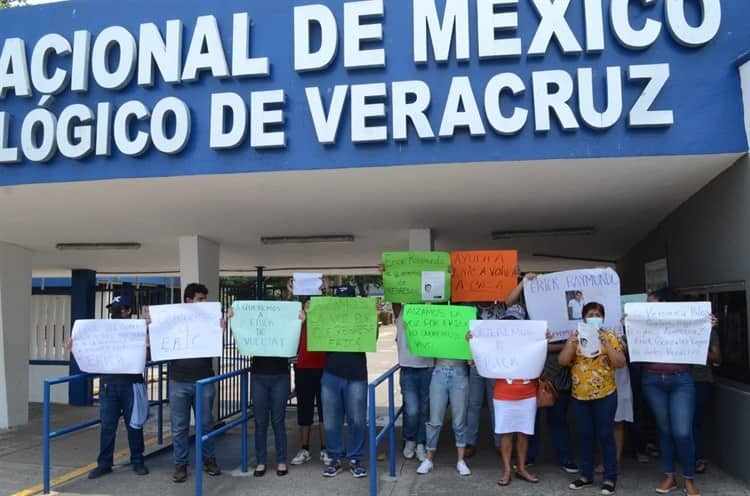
left=28, top=365, right=69, bottom=403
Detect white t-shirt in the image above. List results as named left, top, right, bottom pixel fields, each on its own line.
left=568, top=299, right=584, bottom=319
left=395, top=314, right=434, bottom=369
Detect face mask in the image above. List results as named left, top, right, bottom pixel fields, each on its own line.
left=586, top=317, right=604, bottom=329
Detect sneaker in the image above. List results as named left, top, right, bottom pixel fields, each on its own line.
left=562, top=462, right=580, bottom=474
left=133, top=463, right=149, bottom=476
left=456, top=460, right=471, bottom=476
left=569, top=478, right=594, bottom=490
left=350, top=460, right=367, bottom=478
left=87, top=466, right=112, bottom=479
left=601, top=482, right=616, bottom=495
left=323, top=460, right=342, bottom=477
left=403, top=440, right=417, bottom=459
left=172, top=464, right=188, bottom=483
left=321, top=450, right=332, bottom=465
left=416, top=459, right=433, bottom=474
left=203, top=458, right=222, bottom=476
left=415, top=444, right=427, bottom=462
left=291, top=449, right=312, bottom=465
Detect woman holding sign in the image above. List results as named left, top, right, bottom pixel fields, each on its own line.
left=559, top=302, right=625, bottom=496
left=637, top=290, right=713, bottom=496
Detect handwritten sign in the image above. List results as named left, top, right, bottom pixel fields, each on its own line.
left=307, top=297, right=377, bottom=352
left=402, top=304, right=476, bottom=360
left=148, top=302, right=223, bottom=361
left=624, top=302, right=712, bottom=365
left=525, top=268, right=621, bottom=342
left=451, top=250, right=518, bottom=302
left=72, top=319, right=147, bottom=374
left=231, top=301, right=302, bottom=357
left=469, top=320, right=548, bottom=379
left=293, top=273, right=323, bottom=296
left=382, top=251, right=451, bottom=303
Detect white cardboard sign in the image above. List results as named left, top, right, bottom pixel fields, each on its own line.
left=148, top=302, right=223, bottom=361
left=72, top=319, right=147, bottom=374
left=469, top=319, right=548, bottom=380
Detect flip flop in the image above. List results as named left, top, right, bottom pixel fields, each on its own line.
left=515, top=470, right=540, bottom=483
left=497, top=475, right=511, bottom=486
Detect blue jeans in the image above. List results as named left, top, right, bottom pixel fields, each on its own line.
left=572, top=393, right=618, bottom=483
left=169, top=380, right=216, bottom=465
left=400, top=366, right=432, bottom=445
left=642, top=371, right=696, bottom=478
left=321, top=371, right=367, bottom=462
left=97, top=382, right=145, bottom=469
left=252, top=374, right=290, bottom=465
left=425, top=365, right=469, bottom=452
left=466, top=365, right=499, bottom=447
left=528, top=389, right=575, bottom=466
left=694, top=381, right=713, bottom=461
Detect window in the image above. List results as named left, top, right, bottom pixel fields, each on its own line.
left=679, top=283, right=750, bottom=385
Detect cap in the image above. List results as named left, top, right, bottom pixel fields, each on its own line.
left=501, top=304, right=527, bottom=321
left=106, top=294, right=132, bottom=308
left=333, top=285, right=357, bottom=297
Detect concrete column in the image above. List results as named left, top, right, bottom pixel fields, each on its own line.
left=178, top=236, right=220, bottom=301
left=69, top=269, right=96, bottom=406
left=408, top=228, right=433, bottom=251
left=0, top=242, right=32, bottom=428
left=739, top=53, right=750, bottom=150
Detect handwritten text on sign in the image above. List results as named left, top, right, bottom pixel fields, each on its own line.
left=72, top=319, right=147, bottom=374
left=451, top=250, right=518, bottom=302
left=469, top=320, right=548, bottom=379
left=402, top=304, right=476, bottom=360
left=231, top=301, right=302, bottom=357
left=382, top=251, right=451, bottom=304
left=148, top=302, right=223, bottom=361
left=525, top=268, right=621, bottom=342
left=307, top=297, right=377, bottom=352
left=624, top=302, right=712, bottom=365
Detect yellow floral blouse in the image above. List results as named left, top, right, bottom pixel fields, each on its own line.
left=571, top=332, right=624, bottom=401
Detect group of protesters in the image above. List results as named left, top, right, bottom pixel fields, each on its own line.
left=68, top=267, right=719, bottom=496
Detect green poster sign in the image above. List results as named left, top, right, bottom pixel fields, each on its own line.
left=382, top=251, right=451, bottom=303
left=307, top=297, right=377, bottom=352
left=230, top=300, right=302, bottom=357
left=402, top=304, right=476, bottom=360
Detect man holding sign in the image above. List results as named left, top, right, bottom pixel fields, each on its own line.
left=309, top=286, right=377, bottom=479
left=160, top=283, right=224, bottom=484
left=67, top=294, right=150, bottom=480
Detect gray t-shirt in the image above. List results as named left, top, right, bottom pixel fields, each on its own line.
left=692, top=328, right=720, bottom=383
left=396, top=314, right=435, bottom=368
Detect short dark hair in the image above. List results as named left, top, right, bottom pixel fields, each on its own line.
left=582, top=301, right=605, bottom=319
left=648, top=288, right=677, bottom=302
left=184, top=283, right=208, bottom=302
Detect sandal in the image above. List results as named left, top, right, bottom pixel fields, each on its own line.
left=497, top=473, right=511, bottom=486
left=515, top=469, right=539, bottom=483
left=254, top=466, right=266, bottom=477
left=695, top=460, right=708, bottom=474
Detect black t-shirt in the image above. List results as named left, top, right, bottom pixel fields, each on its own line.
left=324, top=352, right=367, bottom=381
left=251, top=357, right=290, bottom=375
left=100, top=373, right=144, bottom=385
left=169, top=358, right=215, bottom=382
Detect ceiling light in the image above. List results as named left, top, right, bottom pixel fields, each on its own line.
left=491, top=227, right=595, bottom=240
left=260, top=235, right=355, bottom=245
left=56, top=243, right=142, bottom=251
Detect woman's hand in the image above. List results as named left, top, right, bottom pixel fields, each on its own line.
left=546, top=330, right=552, bottom=342
left=465, top=331, right=473, bottom=341
left=524, top=273, right=538, bottom=282
left=64, top=337, right=73, bottom=352
left=710, top=314, right=719, bottom=328
left=299, top=310, right=306, bottom=322
left=567, top=330, right=579, bottom=345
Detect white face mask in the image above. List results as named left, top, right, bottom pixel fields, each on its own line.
left=586, top=317, right=604, bottom=329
